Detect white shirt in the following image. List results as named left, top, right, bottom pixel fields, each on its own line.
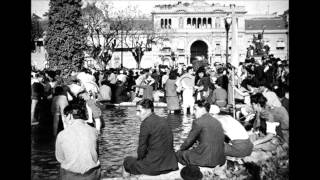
left=68, top=84, right=83, bottom=97
left=55, top=119, right=99, bottom=174
left=213, top=115, right=249, bottom=140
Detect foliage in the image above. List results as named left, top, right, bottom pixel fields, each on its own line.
left=82, top=1, right=117, bottom=69
left=31, top=13, right=44, bottom=51
left=44, top=0, right=88, bottom=76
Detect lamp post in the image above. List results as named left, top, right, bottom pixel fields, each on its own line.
left=224, top=15, right=232, bottom=65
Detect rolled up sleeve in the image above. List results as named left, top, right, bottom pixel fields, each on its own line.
left=180, top=121, right=201, bottom=151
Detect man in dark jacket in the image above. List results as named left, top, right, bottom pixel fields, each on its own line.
left=123, top=99, right=178, bottom=176
left=176, top=100, right=226, bottom=168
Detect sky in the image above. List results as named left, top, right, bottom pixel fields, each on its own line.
left=31, top=0, right=289, bottom=19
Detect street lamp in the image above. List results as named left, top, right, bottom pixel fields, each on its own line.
left=224, top=15, right=232, bottom=65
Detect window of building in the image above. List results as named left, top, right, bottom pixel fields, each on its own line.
left=169, top=19, right=172, bottom=29
left=215, top=17, right=221, bottom=28
left=161, top=19, right=164, bottom=28
left=203, top=18, right=207, bottom=28
left=187, top=18, right=191, bottom=25
left=197, top=18, right=201, bottom=28
left=165, top=19, right=168, bottom=29
left=192, top=18, right=196, bottom=28
left=276, top=40, right=285, bottom=50
left=208, top=18, right=212, bottom=28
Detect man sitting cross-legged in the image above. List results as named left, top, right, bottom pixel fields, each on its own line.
left=123, top=99, right=178, bottom=176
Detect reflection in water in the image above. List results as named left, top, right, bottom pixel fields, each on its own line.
left=31, top=107, right=195, bottom=179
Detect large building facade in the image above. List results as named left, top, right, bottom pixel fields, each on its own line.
left=110, top=0, right=288, bottom=69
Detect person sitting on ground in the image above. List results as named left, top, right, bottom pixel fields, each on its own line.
left=78, top=91, right=102, bottom=134
left=209, top=105, right=253, bottom=158
left=175, top=100, right=226, bottom=168
left=258, top=83, right=282, bottom=108
left=210, top=78, right=228, bottom=107
left=55, top=103, right=101, bottom=180
left=249, top=93, right=289, bottom=151
left=123, top=99, right=178, bottom=176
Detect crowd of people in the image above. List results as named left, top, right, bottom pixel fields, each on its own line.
left=31, top=54, right=289, bottom=179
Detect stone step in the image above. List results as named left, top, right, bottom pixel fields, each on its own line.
left=102, top=163, right=227, bottom=180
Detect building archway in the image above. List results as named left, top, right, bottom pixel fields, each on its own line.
left=190, top=40, right=208, bottom=63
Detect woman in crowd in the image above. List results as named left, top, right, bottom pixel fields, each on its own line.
left=250, top=93, right=289, bottom=150
left=51, top=86, right=69, bottom=137
left=210, top=78, right=227, bottom=107
left=165, top=71, right=180, bottom=114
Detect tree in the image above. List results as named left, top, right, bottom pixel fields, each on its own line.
left=44, top=0, right=88, bottom=76
left=122, top=17, right=170, bottom=69
left=31, top=13, right=43, bottom=51
left=82, top=1, right=117, bottom=70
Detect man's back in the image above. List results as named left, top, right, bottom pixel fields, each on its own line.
left=178, top=113, right=225, bottom=167
left=55, top=120, right=99, bottom=174
left=137, top=113, right=178, bottom=173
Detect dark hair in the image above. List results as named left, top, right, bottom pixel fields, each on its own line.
left=195, top=99, right=210, bottom=112
left=186, top=66, right=193, bottom=72
left=63, top=102, right=87, bottom=120
left=215, top=77, right=224, bottom=87
left=169, top=71, right=177, bottom=80
left=250, top=93, right=267, bottom=108
left=180, top=165, right=203, bottom=180
left=54, top=86, right=65, bottom=96
left=136, top=99, right=154, bottom=111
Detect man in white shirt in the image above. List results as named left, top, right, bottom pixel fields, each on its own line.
left=55, top=103, right=100, bottom=180
left=259, top=84, right=282, bottom=108
left=210, top=105, right=253, bottom=158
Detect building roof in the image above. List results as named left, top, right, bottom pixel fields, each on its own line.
left=245, top=18, right=286, bottom=30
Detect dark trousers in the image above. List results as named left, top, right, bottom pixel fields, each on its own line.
left=123, top=156, right=174, bottom=176
left=224, top=139, right=253, bottom=158
left=59, top=166, right=101, bottom=180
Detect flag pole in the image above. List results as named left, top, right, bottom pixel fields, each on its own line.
left=232, top=67, right=236, bottom=119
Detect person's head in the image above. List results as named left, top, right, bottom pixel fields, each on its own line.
left=186, top=66, right=193, bottom=74
left=194, top=100, right=210, bottom=119
left=197, top=70, right=204, bottom=78
left=77, top=90, right=90, bottom=101
left=63, top=102, right=87, bottom=122
left=180, top=165, right=203, bottom=180
left=136, top=99, right=154, bottom=120
left=250, top=93, right=267, bottom=112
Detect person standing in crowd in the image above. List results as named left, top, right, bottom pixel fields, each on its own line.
left=123, top=99, right=178, bottom=176
left=194, top=69, right=211, bottom=101
left=133, top=78, right=155, bottom=101
left=176, top=66, right=195, bottom=115
left=97, top=80, right=112, bottom=102
left=210, top=78, right=228, bottom=107
left=78, top=91, right=102, bottom=134
left=175, top=100, right=225, bottom=168
left=209, top=105, right=253, bottom=158
left=55, top=103, right=101, bottom=180
left=31, top=72, right=45, bottom=125
left=114, top=79, right=130, bottom=104
left=165, top=71, right=180, bottom=114
left=51, top=86, right=69, bottom=138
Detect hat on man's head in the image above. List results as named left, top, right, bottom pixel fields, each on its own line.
left=209, top=105, right=220, bottom=114
left=180, top=165, right=203, bottom=180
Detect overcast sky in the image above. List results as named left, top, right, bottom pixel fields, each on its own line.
left=32, top=0, right=289, bottom=18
